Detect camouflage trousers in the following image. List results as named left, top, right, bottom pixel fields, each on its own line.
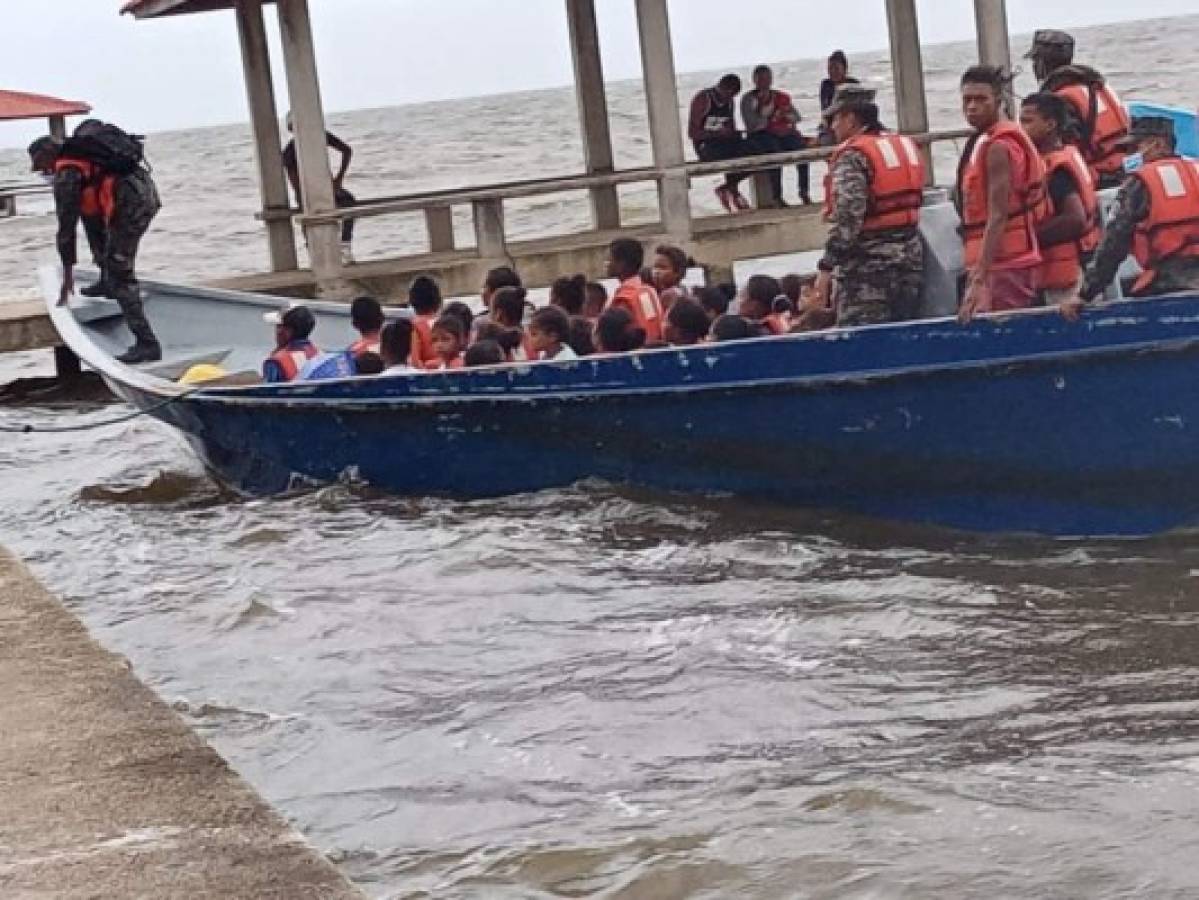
left=107, top=172, right=162, bottom=346
left=833, top=231, right=925, bottom=327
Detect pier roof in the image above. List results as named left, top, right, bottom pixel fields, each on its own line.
left=121, top=0, right=261, bottom=17
left=0, top=90, right=90, bottom=122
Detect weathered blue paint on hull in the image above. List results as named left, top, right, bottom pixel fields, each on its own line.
left=92, top=295, right=1199, bottom=538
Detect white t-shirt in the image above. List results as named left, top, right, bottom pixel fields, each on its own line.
left=546, top=345, right=578, bottom=361
left=384, top=364, right=418, bottom=374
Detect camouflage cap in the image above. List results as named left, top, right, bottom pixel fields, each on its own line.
left=822, top=84, right=878, bottom=118
left=1024, top=29, right=1075, bottom=58
left=1116, top=116, right=1176, bottom=147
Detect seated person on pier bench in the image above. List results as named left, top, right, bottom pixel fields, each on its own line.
left=689, top=74, right=753, bottom=213
left=742, top=64, right=812, bottom=206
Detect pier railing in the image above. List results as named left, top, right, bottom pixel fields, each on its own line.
left=271, top=128, right=972, bottom=258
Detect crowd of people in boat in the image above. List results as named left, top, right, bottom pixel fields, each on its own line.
left=260, top=237, right=822, bottom=382
left=30, top=27, right=1199, bottom=370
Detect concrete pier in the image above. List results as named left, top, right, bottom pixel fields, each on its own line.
left=0, top=546, right=362, bottom=899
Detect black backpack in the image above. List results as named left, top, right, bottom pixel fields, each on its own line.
left=62, top=121, right=147, bottom=176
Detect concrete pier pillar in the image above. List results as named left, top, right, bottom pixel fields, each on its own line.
left=48, top=115, right=67, bottom=143
left=237, top=0, right=299, bottom=273
left=633, top=0, right=692, bottom=239
left=276, top=0, right=345, bottom=297
left=566, top=0, right=621, bottom=231
left=885, top=0, right=934, bottom=183
left=974, top=0, right=1014, bottom=113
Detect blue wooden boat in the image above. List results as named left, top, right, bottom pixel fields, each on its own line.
left=43, top=269, right=1199, bottom=538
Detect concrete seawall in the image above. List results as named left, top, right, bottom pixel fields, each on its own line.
left=0, top=546, right=362, bottom=899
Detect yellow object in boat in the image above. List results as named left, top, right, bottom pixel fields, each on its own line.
left=179, top=363, right=228, bottom=385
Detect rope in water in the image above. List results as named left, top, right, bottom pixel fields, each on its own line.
left=0, top=391, right=197, bottom=434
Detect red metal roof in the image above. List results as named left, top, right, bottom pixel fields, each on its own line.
left=0, top=90, right=91, bottom=122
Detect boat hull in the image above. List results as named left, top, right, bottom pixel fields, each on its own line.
left=92, top=295, right=1199, bottom=537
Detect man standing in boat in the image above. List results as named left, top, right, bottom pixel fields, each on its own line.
left=1019, top=93, right=1101, bottom=306
left=804, top=85, right=925, bottom=327
left=1025, top=30, right=1131, bottom=188
left=1062, top=117, right=1199, bottom=319
left=956, top=66, right=1049, bottom=322
left=29, top=123, right=163, bottom=364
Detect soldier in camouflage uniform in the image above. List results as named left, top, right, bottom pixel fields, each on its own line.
left=29, top=133, right=163, bottom=363
left=1062, top=117, right=1199, bottom=319
left=806, top=86, right=924, bottom=327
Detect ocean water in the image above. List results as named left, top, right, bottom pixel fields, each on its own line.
left=4, top=17, right=1199, bottom=899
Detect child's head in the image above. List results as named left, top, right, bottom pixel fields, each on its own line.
left=442, top=300, right=474, bottom=338
left=379, top=320, right=414, bottom=368
left=464, top=340, right=506, bottom=367
left=475, top=322, right=523, bottom=358
left=528, top=305, right=571, bottom=354
left=664, top=298, right=710, bottom=345
left=568, top=315, right=596, bottom=357
left=409, top=275, right=442, bottom=315
left=350, top=295, right=385, bottom=336
left=697, top=285, right=730, bottom=321
left=711, top=314, right=754, bottom=342
left=595, top=307, right=647, bottom=354
left=584, top=281, right=608, bottom=319
left=430, top=314, right=465, bottom=359
left=652, top=244, right=689, bottom=292
left=550, top=274, right=588, bottom=316
left=780, top=274, right=807, bottom=304
left=741, top=274, right=781, bottom=320
left=772, top=295, right=795, bottom=316
left=354, top=351, right=385, bottom=375
left=606, top=238, right=645, bottom=281
left=491, top=286, right=528, bottom=328
left=482, top=265, right=522, bottom=308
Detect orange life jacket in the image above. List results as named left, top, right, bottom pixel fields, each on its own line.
left=410, top=315, right=438, bottom=368
left=54, top=156, right=116, bottom=223
left=1039, top=146, right=1102, bottom=291
left=1128, top=158, right=1199, bottom=295
left=957, top=121, right=1050, bottom=270
left=824, top=132, right=926, bottom=233
left=610, top=277, right=665, bottom=343
left=349, top=335, right=381, bottom=356
left=268, top=342, right=320, bottom=382
left=1054, top=82, right=1130, bottom=180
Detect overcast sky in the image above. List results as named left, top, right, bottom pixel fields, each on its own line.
left=3, top=0, right=1195, bottom=147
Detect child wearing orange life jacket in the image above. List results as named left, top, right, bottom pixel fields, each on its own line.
left=528, top=306, right=578, bottom=361
left=490, top=286, right=537, bottom=362
left=348, top=295, right=384, bottom=355
left=425, top=315, right=466, bottom=371
left=408, top=275, right=443, bottom=368
left=739, top=274, right=790, bottom=335
left=606, top=237, right=665, bottom=343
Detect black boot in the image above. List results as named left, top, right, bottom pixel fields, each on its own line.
left=116, top=341, right=162, bottom=364
left=80, top=282, right=110, bottom=298
left=115, top=340, right=161, bottom=364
